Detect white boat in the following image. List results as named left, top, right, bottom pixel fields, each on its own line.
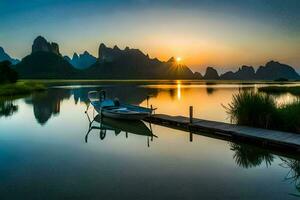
left=87, top=91, right=154, bottom=120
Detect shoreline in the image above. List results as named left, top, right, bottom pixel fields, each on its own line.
left=0, top=81, right=46, bottom=96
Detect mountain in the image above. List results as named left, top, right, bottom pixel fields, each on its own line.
left=15, top=37, right=78, bottom=79
left=14, top=37, right=196, bottom=79
left=0, top=47, right=20, bottom=64
left=194, top=72, right=203, bottom=79
left=12, top=36, right=300, bottom=80
left=220, top=66, right=255, bottom=80
left=256, top=61, right=300, bottom=80
left=84, top=44, right=195, bottom=79
left=64, top=51, right=97, bottom=69
left=32, top=36, right=61, bottom=55
left=203, top=67, right=219, bottom=79
left=218, top=61, right=300, bottom=80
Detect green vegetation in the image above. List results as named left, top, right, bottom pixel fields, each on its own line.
left=0, top=61, right=18, bottom=84
left=277, top=101, right=300, bottom=133
left=226, top=91, right=300, bottom=133
left=0, top=81, right=46, bottom=96
left=226, top=91, right=277, bottom=128
left=0, top=60, right=45, bottom=96
left=259, top=86, right=300, bottom=96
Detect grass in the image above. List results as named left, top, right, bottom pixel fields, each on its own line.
left=259, top=86, right=300, bottom=96
left=225, top=91, right=277, bottom=128
left=0, top=81, right=46, bottom=96
left=226, top=91, right=300, bottom=133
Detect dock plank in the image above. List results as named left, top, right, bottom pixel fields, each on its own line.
left=145, top=114, right=300, bottom=151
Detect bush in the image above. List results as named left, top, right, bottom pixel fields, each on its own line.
left=226, top=91, right=300, bottom=133
left=0, top=60, right=18, bottom=84
left=225, top=91, right=277, bottom=128
left=277, top=100, right=300, bottom=133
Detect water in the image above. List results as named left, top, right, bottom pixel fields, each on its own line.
left=0, top=81, right=300, bottom=199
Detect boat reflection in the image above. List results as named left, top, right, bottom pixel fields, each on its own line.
left=85, top=114, right=157, bottom=147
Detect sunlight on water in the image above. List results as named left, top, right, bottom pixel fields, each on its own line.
left=177, top=81, right=181, bottom=100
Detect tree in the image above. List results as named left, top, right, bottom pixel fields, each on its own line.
left=0, top=60, right=18, bottom=84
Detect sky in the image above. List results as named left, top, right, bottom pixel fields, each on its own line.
left=0, top=0, right=300, bottom=73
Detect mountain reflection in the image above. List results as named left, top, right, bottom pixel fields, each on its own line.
left=24, top=86, right=158, bottom=125
left=85, top=114, right=157, bottom=147
left=0, top=99, right=18, bottom=118
left=230, top=142, right=274, bottom=168
left=25, top=89, right=71, bottom=125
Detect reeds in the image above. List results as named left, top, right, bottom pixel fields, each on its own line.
left=226, top=91, right=300, bottom=133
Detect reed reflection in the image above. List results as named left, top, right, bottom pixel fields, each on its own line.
left=0, top=98, right=18, bottom=118
left=230, top=142, right=274, bottom=168
left=280, top=158, right=300, bottom=196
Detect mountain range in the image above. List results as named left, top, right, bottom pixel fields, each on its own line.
left=64, top=51, right=97, bottom=70
left=203, top=62, right=300, bottom=80
left=0, top=47, right=20, bottom=65
left=3, top=36, right=300, bottom=80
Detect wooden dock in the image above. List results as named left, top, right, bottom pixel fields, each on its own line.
left=144, top=114, right=300, bottom=153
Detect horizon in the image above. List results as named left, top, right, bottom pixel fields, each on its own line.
left=1, top=0, right=300, bottom=73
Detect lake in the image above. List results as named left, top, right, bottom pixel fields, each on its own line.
left=0, top=81, right=300, bottom=199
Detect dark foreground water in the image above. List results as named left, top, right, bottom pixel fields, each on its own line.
left=0, top=81, right=300, bottom=199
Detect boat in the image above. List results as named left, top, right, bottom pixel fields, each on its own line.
left=87, top=90, right=154, bottom=120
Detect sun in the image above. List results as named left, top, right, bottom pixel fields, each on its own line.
left=176, top=57, right=182, bottom=62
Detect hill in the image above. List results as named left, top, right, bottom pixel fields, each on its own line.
left=64, top=51, right=97, bottom=70
left=14, top=36, right=77, bottom=79
left=0, top=47, right=20, bottom=64
left=85, top=44, right=195, bottom=79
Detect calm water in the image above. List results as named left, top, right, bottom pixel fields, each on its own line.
left=0, top=81, right=300, bottom=199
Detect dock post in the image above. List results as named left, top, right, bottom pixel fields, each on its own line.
left=147, top=95, right=149, bottom=108
left=151, top=105, right=154, bottom=114
left=189, top=106, right=193, bottom=124
left=189, top=132, right=193, bottom=142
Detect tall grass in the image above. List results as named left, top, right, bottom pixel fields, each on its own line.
left=226, top=91, right=277, bottom=128
left=226, top=91, right=300, bottom=133
left=277, top=100, right=300, bottom=133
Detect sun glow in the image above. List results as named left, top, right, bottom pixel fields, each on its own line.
left=176, top=57, right=182, bottom=63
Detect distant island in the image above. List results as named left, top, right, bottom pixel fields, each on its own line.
left=1, top=36, right=299, bottom=80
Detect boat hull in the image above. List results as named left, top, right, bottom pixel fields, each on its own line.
left=102, top=110, right=150, bottom=120
left=94, top=106, right=150, bottom=120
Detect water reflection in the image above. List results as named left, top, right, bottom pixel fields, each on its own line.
left=2, top=82, right=300, bottom=125
left=24, top=89, right=71, bottom=125
left=22, top=86, right=158, bottom=125
left=230, top=142, right=274, bottom=168
left=85, top=114, right=157, bottom=147
left=0, top=98, right=18, bottom=118
left=280, top=158, right=300, bottom=195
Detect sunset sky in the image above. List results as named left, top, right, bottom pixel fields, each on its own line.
left=1, top=0, right=300, bottom=72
